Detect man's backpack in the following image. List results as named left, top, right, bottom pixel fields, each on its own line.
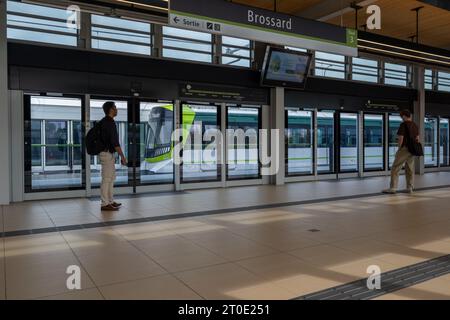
left=405, top=123, right=424, bottom=157
left=86, top=121, right=105, bottom=156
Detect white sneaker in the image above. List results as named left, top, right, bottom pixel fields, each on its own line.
left=407, top=187, right=414, bottom=194
left=382, top=189, right=397, bottom=194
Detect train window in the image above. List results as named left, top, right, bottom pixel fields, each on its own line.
left=91, top=15, right=152, bottom=56
left=440, top=118, right=450, bottom=167
left=181, top=104, right=221, bottom=183
left=388, top=114, right=402, bottom=168
left=162, top=27, right=213, bottom=63
left=317, top=111, right=335, bottom=173
left=140, top=102, right=174, bottom=184
left=25, top=96, right=84, bottom=192
left=424, top=117, right=439, bottom=167
left=340, top=113, right=358, bottom=172
left=7, top=1, right=78, bottom=46
left=286, top=109, right=313, bottom=176
left=364, top=114, right=384, bottom=171
left=90, top=99, right=129, bottom=187
left=352, top=57, right=378, bottom=83
left=227, top=106, right=260, bottom=180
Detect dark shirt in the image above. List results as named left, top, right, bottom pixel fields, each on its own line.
left=397, top=121, right=419, bottom=147
left=99, top=116, right=120, bottom=153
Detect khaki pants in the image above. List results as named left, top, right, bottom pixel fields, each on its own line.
left=99, top=152, right=116, bottom=207
left=390, top=147, right=415, bottom=190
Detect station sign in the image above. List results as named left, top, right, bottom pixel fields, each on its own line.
left=169, top=0, right=358, bottom=56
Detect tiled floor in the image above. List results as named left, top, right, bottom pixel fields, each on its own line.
left=1, top=177, right=450, bottom=299
left=1, top=172, right=450, bottom=234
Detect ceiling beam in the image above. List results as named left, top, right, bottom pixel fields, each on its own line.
left=295, top=0, right=379, bottom=22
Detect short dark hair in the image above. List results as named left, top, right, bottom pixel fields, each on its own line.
left=400, top=110, right=411, bottom=118
left=102, top=101, right=116, bottom=115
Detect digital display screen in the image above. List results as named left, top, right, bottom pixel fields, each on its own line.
left=261, top=47, right=312, bottom=89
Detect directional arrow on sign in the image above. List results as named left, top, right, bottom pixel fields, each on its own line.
left=173, top=16, right=180, bottom=24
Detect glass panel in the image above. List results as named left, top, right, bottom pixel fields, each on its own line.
left=385, top=63, right=408, bottom=86
left=31, top=120, right=42, bottom=167
left=425, top=69, right=433, bottom=90
left=424, top=117, right=438, bottom=167
left=440, top=118, right=449, bottom=166
left=315, top=52, right=346, bottom=79
left=140, top=102, right=174, bottom=184
left=317, top=111, right=335, bottom=173
left=27, top=96, right=83, bottom=191
left=352, top=57, right=378, bottom=83
left=364, top=114, right=384, bottom=171
left=340, top=113, right=358, bottom=172
left=7, top=1, right=77, bottom=46
left=181, top=104, right=220, bottom=182
left=90, top=99, right=129, bottom=187
left=162, top=26, right=212, bottom=63
left=388, top=114, right=402, bottom=168
left=438, top=71, right=450, bottom=92
left=286, top=110, right=313, bottom=175
left=227, top=106, right=259, bottom=180
left=221, top=36, right=251, bottom=68
left=91, top=14, right=152, bottom=55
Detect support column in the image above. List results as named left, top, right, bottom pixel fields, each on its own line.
left=270, top=87, right=285, bottom=185
left=0, top=0, right=10, bottom=204
left=413, top=65, right=425, bottom=175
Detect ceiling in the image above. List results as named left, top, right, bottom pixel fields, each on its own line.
left=233, top=0, right=450, bottom=50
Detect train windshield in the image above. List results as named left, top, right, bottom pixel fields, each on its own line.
left=145, top=107, right=173, bottom=158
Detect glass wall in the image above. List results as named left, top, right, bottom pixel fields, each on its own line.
left=181, top=104, right=220, bottom=182
left=139, top=102, right=174, bottom=184
left=424, top=117, right=439, bottom=167
left=221, top=36, right=251, bottom=68
left=90, top=99, right=129, bottom=187
left=385, top=63, right=408, bottom=86
left=7, top=1, right=78, bottom=46
left=340, top=113, right=358, bottom=172
left=314, top=52, right=346, bottom=79
left=364, top=114, right=384, bottom=171
left=25, top=96, right=84, bottom=192
left=352, top=57, right=378, bottom=83
left=440, top=118, right=449, bottom=167
left=317, top=111, right=335, bottom=173
left=227, top=106, right=260, bottom=179
left=388, top=114, right=402, bottom=168
left=91, top=15, right=152, bottom=55
left=286, top=110, right=313, bottom=176
left=438, top=72, right=450, bottom=92
left=425, top=69, right=433, bottom=90
left=285, top=109, right=314, bottom=175
left=162, top=27, right=213, bottom=63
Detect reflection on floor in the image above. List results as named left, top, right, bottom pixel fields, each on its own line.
left=1, top=180, right=450, bottom=299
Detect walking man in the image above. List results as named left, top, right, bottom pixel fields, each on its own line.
left=99, top=101, right=127, bottom=211
left=383, top=110, right=419, bottom=194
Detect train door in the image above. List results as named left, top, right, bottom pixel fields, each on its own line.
left=180, top=102, right=222, bottom=183
left=24, top=94, right=86, bottom=193
left=89, top=97, right=132, bottom=191
left=363, top=113, right=386, bottom=172
left=226, top=105, right=261, bottom=180
left=338, top=112, right=359, bottom=176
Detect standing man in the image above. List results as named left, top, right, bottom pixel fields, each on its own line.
left=383, top=110, right=419, bottom=194
left=99, top=101, right=127, bottom=211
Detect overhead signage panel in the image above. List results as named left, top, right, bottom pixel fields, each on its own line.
left=169, top=0, right=358, bottom=56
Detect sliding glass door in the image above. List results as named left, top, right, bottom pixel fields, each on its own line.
left=24, top=95, right=85, bottom=192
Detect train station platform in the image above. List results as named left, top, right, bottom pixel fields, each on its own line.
left=1, top=172, right=450, bottom=300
